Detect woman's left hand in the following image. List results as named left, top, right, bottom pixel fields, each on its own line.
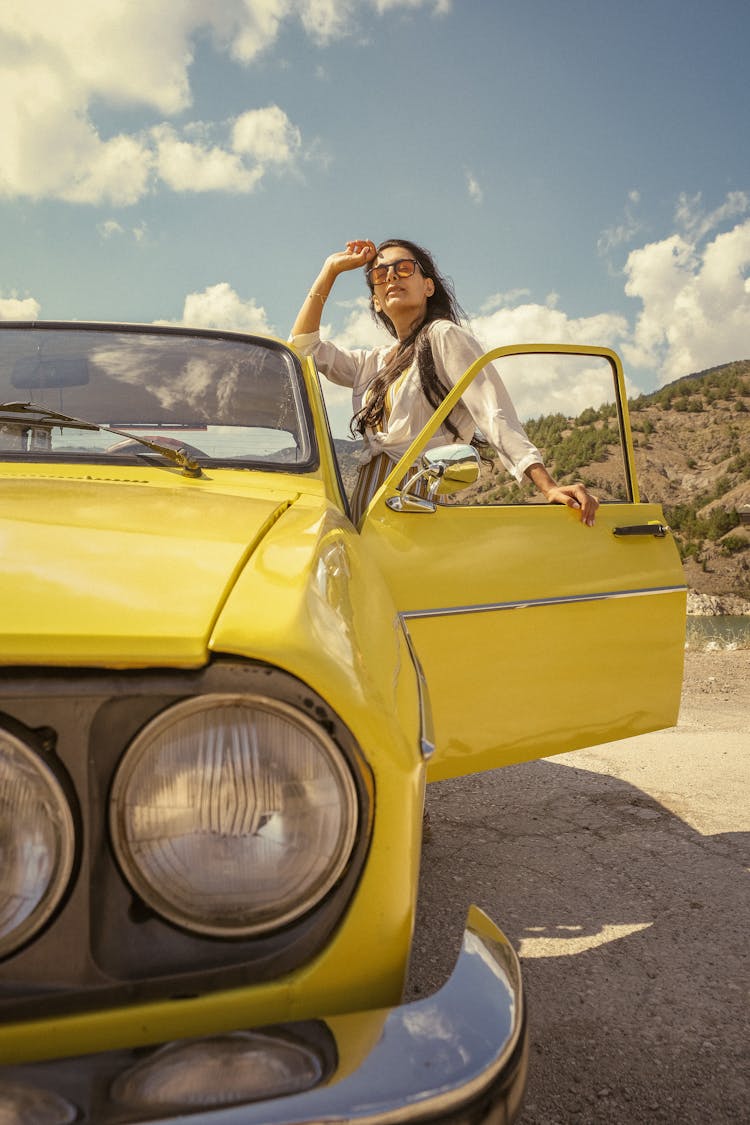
left=546, top=483, right=599, bottom=527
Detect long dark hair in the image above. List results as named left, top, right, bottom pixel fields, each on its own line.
left=351, top=239, right=466, bottom=439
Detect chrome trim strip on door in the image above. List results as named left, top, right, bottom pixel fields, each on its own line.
left=400, top=584, right=687, bottom=622
left=398, top=616, right=436, bottom=760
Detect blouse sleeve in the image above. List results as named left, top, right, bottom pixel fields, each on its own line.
left=428, top=320, right=544, bottom=483
left=289, top=330, right=369, bottom=390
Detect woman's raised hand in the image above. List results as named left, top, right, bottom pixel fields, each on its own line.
left=325, top=240, right=377, bottom=277
left=291, top=241, right=378, bottom=337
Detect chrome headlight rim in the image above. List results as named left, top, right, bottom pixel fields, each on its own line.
left=0, top=722, right=77, bottom=961
left=109, top=693, right=360, bottom=939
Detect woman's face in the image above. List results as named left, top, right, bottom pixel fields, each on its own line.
left=369, top=245, right=435, bottom=335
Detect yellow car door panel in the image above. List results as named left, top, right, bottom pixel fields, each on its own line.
left=360, top=345, right=686, bottom=780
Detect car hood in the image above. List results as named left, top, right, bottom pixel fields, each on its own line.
left=0, top=471, right=300, bottom=667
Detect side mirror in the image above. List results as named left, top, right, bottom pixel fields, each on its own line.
left=386, top=444, right=480, bottom=513
left=422, top=444, right=481, bottom=495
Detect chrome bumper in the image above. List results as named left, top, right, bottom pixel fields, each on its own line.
left=0, top=907, right=527, bottom=1124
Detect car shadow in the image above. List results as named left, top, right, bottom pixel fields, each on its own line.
left=407, top=758, right=748, bottom=1124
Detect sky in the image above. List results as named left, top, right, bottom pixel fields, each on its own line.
left=2, top=0, right=749, bottom=436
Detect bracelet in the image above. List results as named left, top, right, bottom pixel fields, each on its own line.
left=308, top=290, right=329, bottom=304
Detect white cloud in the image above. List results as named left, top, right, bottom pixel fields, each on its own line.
left=299, top=0, right=356, bottom=43
left=149, top=106, right=301, bottom=194
left=480, top=288, right=532, bottom=314
left=0, top=294, right=41, bottom=320
left=469, top=302, right=629, bottom=355
left=232, top=106, right=301, bottom=165
left=674, top=190, right=749, bottom=242
left=97, top=220, right=125, bottom=240
left=152, top=125, right=265, bottom=194
left=158, top=282, right=274, bottom=334
left=327, top=296, right=393, bottom=351
left=2, top=2, right=197, bottom=116
left=97, top=219, right=151, bottom=244
left=64, top=135, right=154, bottom=206
left=623, top=209, right=750, bottom=382
left=218, top=0, right=289, bottom=63
left=371, top=0, right=452, bottom=14
left=0, top=54, right=154, bottom=204
left=0, top=2, right=455, bottom=204
left=319, top=377, right=355, bottom=433
left=468, top=303, right=632, bottom=418
left=593, top=191, right=750, bottom=383
left=598, top=189, right=644, bottom=259
left=0, top=3, right=329, bottom=204
left=466, top=170, right=483, bottom=205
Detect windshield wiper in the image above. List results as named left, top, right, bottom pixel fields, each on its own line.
left=0, top=401, right=203, bottom=478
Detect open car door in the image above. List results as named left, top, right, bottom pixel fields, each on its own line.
left=358, top=345, right=686, bottom=782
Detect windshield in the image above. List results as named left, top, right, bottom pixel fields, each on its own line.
left=0, top=324, right=316, bottom=471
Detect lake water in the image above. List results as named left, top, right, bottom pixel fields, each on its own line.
left=685, top=615, right=750, bottom=650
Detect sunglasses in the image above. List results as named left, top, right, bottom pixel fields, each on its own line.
left=366, top=258, right=422, bottom=286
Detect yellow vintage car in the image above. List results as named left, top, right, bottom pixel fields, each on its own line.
left=0, top=322, right=685, bottom=1123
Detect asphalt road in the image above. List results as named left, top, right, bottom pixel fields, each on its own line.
left=406, top=649, right=749, bottom=1124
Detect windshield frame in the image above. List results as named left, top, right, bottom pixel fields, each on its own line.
left=0, top=321, right=320, bottom=475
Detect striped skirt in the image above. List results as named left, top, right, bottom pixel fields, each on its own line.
left=349, top=452, right=444, bottom=525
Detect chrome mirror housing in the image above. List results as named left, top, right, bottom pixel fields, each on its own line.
left=386, top=444, right=480, bottom=513
left=423, top=444, right=481, bottom=494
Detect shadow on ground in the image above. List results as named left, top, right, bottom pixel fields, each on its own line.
left=407, top=759, right=748, bottom=1125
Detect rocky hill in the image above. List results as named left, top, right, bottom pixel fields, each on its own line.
left=333, top=359, right=750, bottom=601
left=624, top=360, right=749, bottom=601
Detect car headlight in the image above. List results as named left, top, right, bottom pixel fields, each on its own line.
left=0, top=1082, right=77, bottom=1125
left=109, top=695, right=359, bottom=937
left=110, top=1030, right=324, bottom=1110
left=0, top=728, right=76, bottom=960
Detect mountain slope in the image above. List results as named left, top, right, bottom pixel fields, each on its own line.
left=626, top=361, right=749, bottom=598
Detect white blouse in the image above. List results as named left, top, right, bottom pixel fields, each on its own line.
left=290, top=319, right=544, bottom=483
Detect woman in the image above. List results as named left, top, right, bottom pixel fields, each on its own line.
left=291, top=238, right=599, bottom=526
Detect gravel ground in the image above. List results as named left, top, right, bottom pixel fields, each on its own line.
left=407, top=648, right=749, bottom=1125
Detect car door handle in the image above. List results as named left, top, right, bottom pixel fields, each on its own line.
left=613, top=523, right=670, bottom=538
